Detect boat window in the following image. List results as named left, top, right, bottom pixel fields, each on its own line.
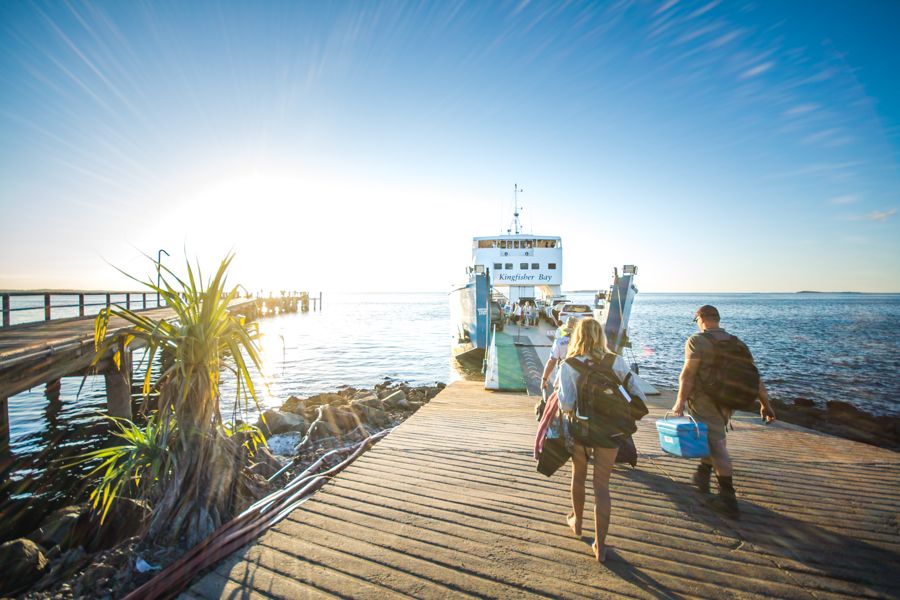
left=531, top=263, right=539, bottom=269
left=548, top=263, right=557, bottom=269
left=525, top=240, right=533, bottom=248
left=494, top=263, right=502, bottom=270
left=512, top=240, right=519, bottom=249
left=505, top=263, right=513, bottom=269
left=520, top=262, right=528, bottom=269
left=478, top=240, right=494, bottom=248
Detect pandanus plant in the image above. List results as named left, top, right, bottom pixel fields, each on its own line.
left=91, top=253, right=268, bottom=545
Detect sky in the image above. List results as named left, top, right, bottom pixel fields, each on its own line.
left=1, top=1, right=899, bottom=293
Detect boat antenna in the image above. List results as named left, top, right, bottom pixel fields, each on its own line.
left=508, top=183, right=524, bottom=235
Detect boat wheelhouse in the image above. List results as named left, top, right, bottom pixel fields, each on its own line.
left=471, top=235, right=563, bottom=304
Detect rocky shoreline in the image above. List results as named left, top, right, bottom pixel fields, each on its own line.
left=769, top=397, right=900, bottom=451
left=1, top=378, right=445, bottom=600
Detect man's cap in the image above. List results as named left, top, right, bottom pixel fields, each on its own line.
left=694, top=305, right=720, bottom=319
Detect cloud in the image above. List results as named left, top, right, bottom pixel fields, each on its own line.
left=740, top=61, right=774, bottom=79
left=868, top=208, right=896, bottom=222
left=828, top=194, right=859, bottom=205
left=654, top=0, right=679, bottom=16
left=688, top=1, right=719, bottom=19
left=783, top=103, right=819, bottom=117
left=845, top=208, right=897, bottom=222
left=706, top=29, right=741, bottom=48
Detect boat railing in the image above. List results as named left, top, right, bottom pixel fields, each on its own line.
left=484, top=324, right=499, bottom=390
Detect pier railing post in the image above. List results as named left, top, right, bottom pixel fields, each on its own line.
left=0, top=395, right=8, bottom=452
left=2, top=294, right=9, bottom=327
left=78, top=294, right=85, bottom=317
left=103, top=349, right=133, bottom=419
left=44, top=293, right=51, bottom=321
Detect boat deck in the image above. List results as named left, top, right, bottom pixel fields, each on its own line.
left=184, top=380, right=900, bottom=599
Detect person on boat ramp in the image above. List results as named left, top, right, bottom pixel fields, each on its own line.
left=555, top=318, right=647, bottom=562
left=539, top=316, right=578, bottom=390
left=671, top=305, right=776, bottom=518
left=523, top=301, right=535, bottom=328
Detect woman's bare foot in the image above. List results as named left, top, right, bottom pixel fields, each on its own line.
left=566, top=512, right=582, bottom=536
left=592, top=541, right=610, bottom=562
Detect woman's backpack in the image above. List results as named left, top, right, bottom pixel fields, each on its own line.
left=698, top=333, right=760, bottom=411
left=563, top=355, right=648, bottom=446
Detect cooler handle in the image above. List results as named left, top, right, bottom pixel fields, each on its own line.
left=662, top=412, right=702, bottom=440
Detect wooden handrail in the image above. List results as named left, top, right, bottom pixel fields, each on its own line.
left=1, top=290, right=306, bottom=328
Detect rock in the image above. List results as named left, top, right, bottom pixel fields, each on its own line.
left=382, top=390, right=409, bottom=410
left=305, top=420, right=339, bottom=442
left=826, top=400, right=863, bottom=417
left=79, top=562, right=118, bottom=592
left=351, top=396, right=383, bottom=409
left=308, top=392, right=348, bottom=407
left=353, top=390, right=380, bottom=402
left=29, top=504, right=88, bottom=549
left=87, top=498, right=151, bottom=552
left=257, top=409, right=308, bottom=435
left=264, top=432, right=302, bottom=457
left=313, top=405, right=361, bottom=433
left=281, top=395, right=305, bottom=414
left=408, top=401, right=425, bottom=411
left=33, top=546, right=87, bottom=592
left=793, top=398, right=816, bottom=408
left=436, top=382, right=446, bottom=389
left=0, top=538, right=48, bottom=595
left=249, top=445, right=285, bottom=478
left=349, top=402, right=390, bottom=428
left=338, top=386, right=359, bottom=398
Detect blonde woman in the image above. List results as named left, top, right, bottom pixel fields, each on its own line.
left=556, top=318, right=647, bottom=562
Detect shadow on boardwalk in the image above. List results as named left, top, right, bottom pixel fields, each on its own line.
left=621, top=467, right=900, bottom=597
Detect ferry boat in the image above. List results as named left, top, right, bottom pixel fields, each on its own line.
left=450, top=186, right=563, bottom=361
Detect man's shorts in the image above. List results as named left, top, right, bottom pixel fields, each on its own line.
left=688, top=393, right=732, bottom=444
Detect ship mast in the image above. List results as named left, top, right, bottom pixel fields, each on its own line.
left=507, top=183, right=524, bottom=235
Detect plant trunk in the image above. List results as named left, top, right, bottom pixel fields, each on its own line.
left=146, top=431, right=239, bottom=547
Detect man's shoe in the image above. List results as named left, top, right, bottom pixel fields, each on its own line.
left=692, top=465, right=712, bottom=494
left=706, top=492, right=740, bottom=519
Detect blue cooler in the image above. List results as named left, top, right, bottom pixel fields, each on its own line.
left=656, top=414, right=710, bottom=458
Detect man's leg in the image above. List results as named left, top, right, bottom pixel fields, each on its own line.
left=569, top=444, right=588, bottom=536
left=708, top=438, right=738, bottom=517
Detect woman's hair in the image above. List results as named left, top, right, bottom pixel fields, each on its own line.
left=566, top=318, right=608, bottom=360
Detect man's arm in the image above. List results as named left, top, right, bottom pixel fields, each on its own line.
left=758, top=379, right=776, bottom=423
left=541, top=357, right=558, bottom=390
left=672, top=358, right=700, bottom=416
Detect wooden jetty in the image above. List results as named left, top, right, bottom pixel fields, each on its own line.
left=0, top=290, right=315, bottom=448
left=185, top=384, right=899, bottom=599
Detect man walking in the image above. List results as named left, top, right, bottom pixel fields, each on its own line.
left=672, top=305, right=776, bottom=518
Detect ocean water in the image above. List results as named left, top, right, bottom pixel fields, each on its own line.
left=2, top=291, right=899, bottom=539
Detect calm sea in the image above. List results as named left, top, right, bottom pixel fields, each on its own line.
left=2, top=291, right=899, bottom=538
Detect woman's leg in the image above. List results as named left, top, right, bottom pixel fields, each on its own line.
left=591, top=446, right=619, bottom=562
left=568, top=444, right=588, bottom=536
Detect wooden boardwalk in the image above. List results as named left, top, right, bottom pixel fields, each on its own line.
left=185, top=381, right=900, bottom=599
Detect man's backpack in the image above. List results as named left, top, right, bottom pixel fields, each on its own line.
left=698, top=333, right=760, bottom=411
left=563, top=355, right=648, bottom=447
